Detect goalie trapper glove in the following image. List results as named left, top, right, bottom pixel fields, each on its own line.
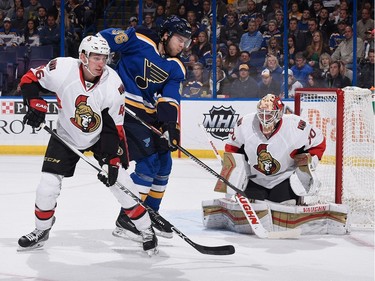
left=97, top=156, right=120, bottom=187
left=159, top=121, right=180, bottom=152
left=23, top=98, right=47, bottom=128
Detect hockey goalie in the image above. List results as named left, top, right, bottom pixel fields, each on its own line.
left=202, top=94, right=351, bottom=235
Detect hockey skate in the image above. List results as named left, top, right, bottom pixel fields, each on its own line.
left=140, top=226, right=158, bottom=256
left=112, top=213, right=143, bottom=243
left=17, top=217, right=55, bottom=251
left=150, top=211, right=173, bottom=239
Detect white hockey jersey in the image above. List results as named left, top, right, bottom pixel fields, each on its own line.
left=225, top=113, right=326, bottom=189
left=22, top=57, right=125, bottom=150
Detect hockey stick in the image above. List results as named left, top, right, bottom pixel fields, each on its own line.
left=125, top=107, right=249, bottom=197
left=42, top=124, right=235, bottom=255
left=199, top=124, right=301, bottom=239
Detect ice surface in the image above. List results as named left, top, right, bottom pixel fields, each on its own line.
left=0, top=156, right=373, bottom=281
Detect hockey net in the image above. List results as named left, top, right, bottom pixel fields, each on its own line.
left=294, top=87, right=374, bottom=229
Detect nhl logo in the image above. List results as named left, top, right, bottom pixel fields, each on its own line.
left=202, top=106, right=239, bottom=140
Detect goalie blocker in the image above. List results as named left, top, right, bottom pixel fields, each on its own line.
left=203, top=152, right=350, bottom=235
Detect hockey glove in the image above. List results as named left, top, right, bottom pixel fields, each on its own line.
left=23, top=98, right=48, bottom=128
left=160, top=121, right=180, bottom=152
left=97, top=156, right=121, bottom=187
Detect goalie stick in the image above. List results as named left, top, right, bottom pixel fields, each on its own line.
left=42, top=124, right=235, bottom=256
left=199, top=124, right=301, bottom=239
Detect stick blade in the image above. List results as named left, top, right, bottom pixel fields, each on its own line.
left=195, top=244, right=236, bottom=255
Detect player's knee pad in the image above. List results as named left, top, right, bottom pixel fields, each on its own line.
left=202, top=198, right=273, bottom=234
left=35, top=172, right=63, bottom=211
left=268, top=201, right=351, bottom=235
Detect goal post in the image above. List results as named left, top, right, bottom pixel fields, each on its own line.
left=294, top=87, right=374, bottom=228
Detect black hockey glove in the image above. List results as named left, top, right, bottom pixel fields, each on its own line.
left=97, top=156, right=121, bottom=187
left=159, top=121, right=180, bottom=152
left=23, top=98, right=48, bottom=128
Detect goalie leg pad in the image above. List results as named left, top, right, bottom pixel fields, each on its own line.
left=268, top=201, right=351, bottom=235
left=202, top=198, right=273, bottom=234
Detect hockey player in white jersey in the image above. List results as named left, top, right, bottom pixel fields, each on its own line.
left=224, top=93, right=326, bottom=202
left=17, top=35, right=158, bottom=255
left=203, top=94, right=350, bottom=235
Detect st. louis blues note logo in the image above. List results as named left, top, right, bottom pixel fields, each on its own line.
left=136, top=58, right=168, bottom=89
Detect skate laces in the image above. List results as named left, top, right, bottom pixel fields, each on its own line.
left=25, top=229, right=46, bottom=241
left=140, top=227, right=155, bottom=242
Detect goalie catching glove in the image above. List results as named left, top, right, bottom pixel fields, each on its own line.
left=97, top=155, right=121, bottom=187
left=159, top=121, right=180, bottom=151
left=23, top=98, right=48, bottom=128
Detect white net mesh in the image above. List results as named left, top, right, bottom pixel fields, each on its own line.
left=296, top=87, right=375, bottom=228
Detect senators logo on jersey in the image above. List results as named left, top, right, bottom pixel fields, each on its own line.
left=253, top=144, right=281, bottom=175
left=70, top=95, right=101, bottom=132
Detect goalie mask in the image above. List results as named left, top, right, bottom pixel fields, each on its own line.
left=256, top=94, right=284, bottom=134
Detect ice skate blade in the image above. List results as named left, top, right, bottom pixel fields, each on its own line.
left=145, top=247, right=159, bottom=257
left=112, top=227, right=143, bottom=243
left=17, top=241, right=45, bottom=252
left=153, top=228, right=173, bottom=239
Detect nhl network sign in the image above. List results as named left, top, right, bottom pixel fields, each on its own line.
left=202, top=106, right=239, bottom=140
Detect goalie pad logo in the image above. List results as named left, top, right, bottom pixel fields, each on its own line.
left=202, top=106, right=239, bottom=140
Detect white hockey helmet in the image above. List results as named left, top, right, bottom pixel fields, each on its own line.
left=78, top=35, right=110, bottom=59
left=256, top=94, right=284, bottom=133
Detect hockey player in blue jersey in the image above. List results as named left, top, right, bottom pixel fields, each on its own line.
left=98, top=16, right=192, bottom=241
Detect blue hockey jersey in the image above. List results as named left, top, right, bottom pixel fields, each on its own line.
left=99, top=27, right=186, bottom=124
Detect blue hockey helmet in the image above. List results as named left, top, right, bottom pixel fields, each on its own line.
left=158, top=15, right=192, bottom=40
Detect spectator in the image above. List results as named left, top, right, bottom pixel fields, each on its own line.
left=219, top=12, right=243, bottom=48
left=186, top=10, right=201, bottom=39
left=182, top=62, right=210, bottom=98
left=11, top=6, right=26, bottom=34
left=306, top=70, right=325, bottom=88
left=238, top=0, right=258, bottom=30
left=229, top=63, right=260, bottom=98
left=24, top=0, right=41, bottom=20
left=39, top=14, right=60, bottom=57
left=142, top=0, right=157, bottom=17
left=205, top=14, right=221, bottom=44
left=65, top=0, right=85, bottom=57
left=21, top=18, right=39, bottom=46
left=209, top=65, right=231, bottom=97
left=154, top=4, right=167, bottom=27
left=192, top=30, right=211, bottom=59
left=262, top=53, right=282, bottom=83
left=48, top=0, right=62, bottom=25
left=264, top=36, right=282, bottom=61
left=0, top=0, right=13, bottom=18
left=200, top=0, right=211, bottom=25
left=176, top=3, right=187, bottom=19
left=325, top=60, right=351, bottom=88
left=331, top=25, right=364, bottom=69
left=9, top=0, right=23, bottom=21
left=291, top=52, right=313, bottom=86
left=220, top=3, right=237, bottom=26
left=358, top=49, right=374, bottom=89
left=298, top=9, right=310, bottom=31
left=222, top=43, right=241, bottom=80
left=287, top=34, right=297, bottom=67
left=318, top=7, right=335, bottom=38
left=142, top=13, right=157, bottom=32
left=305, top=30, right=331, bottom=68
left=186, top=0, right=203, bottom=22
left=230, top=50, right=257, bottom=80
left=258, top=68, right=280, bottom=97
left=288, top=1, right=302, bottom=20
left=306, top=18, right=327, bottom=47
left=266, top=1, right=282, bottom=22
left=35, top=6, right=47, bottom=31
left=288, top=17, right=307, bottom=52
left=318, top=52, right=332, bottom=80
left=127, top=16, right=138, bottom=29
left=280, top=68, right=303, bottom=99
left=357, top=8, right=374, bottom=41
left=310, top=0, right=323, bottom=19
left=184, top=53, right=199, bottom=80
left=261, top=19, right=282, bottom=49
left=274, top=9, right=284, bottom=33
left=0, top=16, right=20, bottom=46
left=239, top=19, right=263, bottom=53
left=255, top=12, right=267, bottom=33
left=363, top=29, right=374, bottom=59
left=329, top=20, right=347, bottom=52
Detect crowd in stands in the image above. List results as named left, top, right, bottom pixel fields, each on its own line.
left=1, top=0, right=374, bottom=97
